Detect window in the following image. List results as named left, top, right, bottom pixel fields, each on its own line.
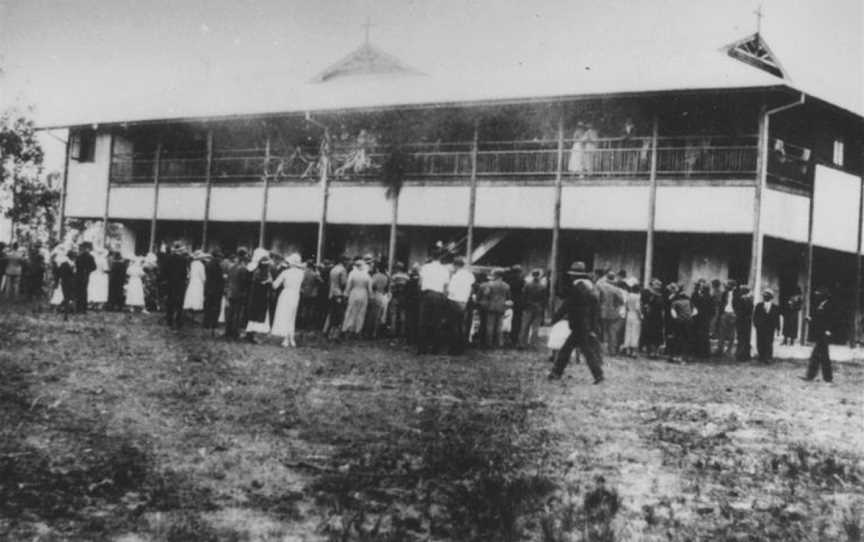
left=71, top=129, right=96, bottom=162
left=833, top=139, right=845, bottom=167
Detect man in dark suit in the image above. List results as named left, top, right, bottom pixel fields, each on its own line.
left=549, top=261, right=604, bottom=384
left=733, top=284, right=754, bottom=361
left=803, top=287, right=834, bottom=382
left=74, top=242, right=96, bottom=313
left=161, top=241, right=189, bottom=330
left=223, top=248, right=250, bottom=340
left=753, top=289, right=780, bottom=363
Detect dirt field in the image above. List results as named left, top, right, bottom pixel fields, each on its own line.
left=1, top=303, right=862, bottom=541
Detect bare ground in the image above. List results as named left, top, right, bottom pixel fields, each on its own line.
left=0, top=303, right=862, bottom=541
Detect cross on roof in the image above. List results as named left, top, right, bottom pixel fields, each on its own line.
left=754, top=4, right=764, bottom=34
left=362, top=16, right=375, bottom=45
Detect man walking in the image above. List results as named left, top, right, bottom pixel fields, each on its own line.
left=549, top=261, right=604, bottom=384
left=803, top=287, right=834, bottom=383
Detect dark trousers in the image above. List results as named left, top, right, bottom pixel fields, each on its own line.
left=224, top=297, right=247, bottom=339
left=755, top=328, right=774, bottom=362
left=417, top=291, right=446, bottom=354
left=518, top=305, right=544, bottom=348
left=806, top=337, right=833, bottom=382
left=551, top=330, right=604, bottom=381
left=203, top=293, right=222, bottom=329
left=446, top=300, right=468, bottom=354
left=735, top=317, right=752, bottom=361
left=602, top=317, right=623, bottom=354
left=483, top=310, right=504, bottom=348
left=74, top=280, right=88, bottom=313
left=324, top=296, right=346, bottom=335
left=164, top=286, right=184, bottom=329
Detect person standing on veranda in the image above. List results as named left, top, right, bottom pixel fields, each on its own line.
left=271, top=253, right=305, bottom=348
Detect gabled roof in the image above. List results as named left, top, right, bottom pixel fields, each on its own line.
left=311, top=42, right=424, bottom=82
left=723, top=32, right=788, bottom=79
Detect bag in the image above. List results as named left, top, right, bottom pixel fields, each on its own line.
left=50, top=286, right=63, bottom=306
left=548, top=320, right=571, bottom=350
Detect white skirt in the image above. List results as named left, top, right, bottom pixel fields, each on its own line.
left=88, top=272, right=108, bottom=303
left=245, top=312, right=271, bottom=334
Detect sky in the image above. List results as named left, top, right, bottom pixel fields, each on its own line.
left=1, top=0, right=862, bottom=130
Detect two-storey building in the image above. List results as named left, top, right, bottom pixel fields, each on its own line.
left=50, top=32, right=863, bottom=342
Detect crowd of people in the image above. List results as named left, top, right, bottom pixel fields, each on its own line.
left=0, top=238, right=835, bottom=383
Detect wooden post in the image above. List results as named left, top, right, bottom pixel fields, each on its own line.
left=58, top=132, right=71, bottom=243
left=643, top=113, right=660, bottom=288
left=258, top=134, right=271, bottom=248
left=201, top=129, right=214, bottom=250
left=315, top=130, right=331, bottom=266
left=102, top=132, right=116, bottom=247
left=388, top=193, right=399, bottom=274
left=147, top=141, right=163, bottom=254
left=466, top=121, right=479, bottom=263
left=548, top=114, right=566, bottom=317
left=802, top=184, right=815, bottom=345
left=750, top=105, right=769, bottom=297
left=853, top=175, right=864, bottom=347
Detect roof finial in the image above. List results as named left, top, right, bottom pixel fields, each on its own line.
left=754, top=3, right=764, bottom=35
left=362, top=16, right=374, bottom=45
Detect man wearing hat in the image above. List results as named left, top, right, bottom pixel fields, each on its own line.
left=753, top=288, right=780, bottom=363
left=803, top=287, right=834, bottom=382
left=549, top=261, right=604, bottom=384
left=162, top=241, right=190, bottom=329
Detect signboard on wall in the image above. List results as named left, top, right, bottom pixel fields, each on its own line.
left=812, top=164, right=861, bottom=254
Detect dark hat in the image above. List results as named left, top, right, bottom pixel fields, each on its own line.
left=567, top=261, right=589, bottom=276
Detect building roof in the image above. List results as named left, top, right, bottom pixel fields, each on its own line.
left=38, top=33, right=857, bottom=128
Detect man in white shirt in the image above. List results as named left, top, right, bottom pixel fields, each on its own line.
left=446, top=257, right=476, bottom=354
left=417, top=250, right=451, bottom=354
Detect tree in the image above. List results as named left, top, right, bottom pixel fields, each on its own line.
left=0, top=107, right=59, bottom=244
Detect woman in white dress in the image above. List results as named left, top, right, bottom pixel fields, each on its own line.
left=341, top=259, right=372, bottom=337
left=271, top=253, right=305, bottom=348
left=183, top=250, right=206, bottom=311
left=126, top=257, right=146, bottom=312
left=87, top=248, right=109, bottom=307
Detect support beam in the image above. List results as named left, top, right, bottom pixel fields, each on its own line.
left=548, top=114, right=566, bottom=317
left=465, top=121, right=479, bottom=263
left=643, top=113, right=660, bottom=288
left=750, top=105, right=769, bottom=297
left=258, top=135, right=271, bottom=248
left=388, top=192, right=399, bottom=274
left=58, top=133, right=71, bottom=242
left=315, top=130, right=331, bottom=265
left=201, top=129, right=214, bottom=250
left=802, top=183, right=815, bottom=345
left=147, top=141, right=163, bottom=254
left=853, top=174, right=864, bottom=347
left=101, top=132, right=116, bottom=247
